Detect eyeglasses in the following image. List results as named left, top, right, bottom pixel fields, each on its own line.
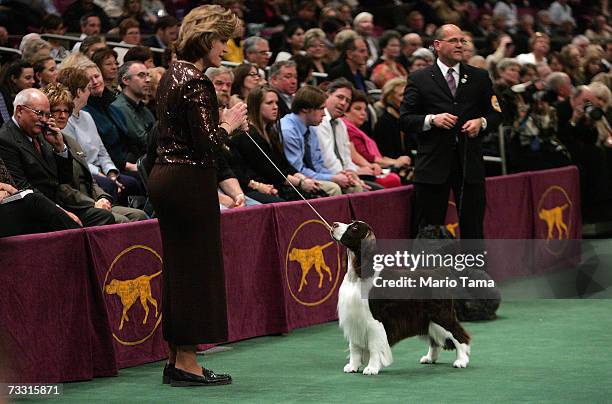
left=51, top=108, right=71, bottom=115
left=438, top=38, right=470, bottom=46
left=258, top=51, right=273, bottom=57
left=129, top=72, right=150, bottom=79
left=247, top=72, right=260, bottom=77
left=21, top=104, right=52, bottom=119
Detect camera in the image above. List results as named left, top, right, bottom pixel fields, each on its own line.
left=584, top=101, right=604, bottom=121
left=532, top=89, right=557, bottom=104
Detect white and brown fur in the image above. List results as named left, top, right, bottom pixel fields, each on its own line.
left=332, top=221, right=471, bottom=375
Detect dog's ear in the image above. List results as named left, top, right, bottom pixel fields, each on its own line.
left=360, top=231, right=378, bottom=278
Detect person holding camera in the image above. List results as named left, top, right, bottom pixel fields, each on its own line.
left=0, top=88, right=115, bottom=228
left=556, top=85, right=611, bottom=214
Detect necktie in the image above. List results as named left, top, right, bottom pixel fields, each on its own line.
left=446, top=68, right=457, bottom=97
left=303, top=129, right=314, bottom=170
left=330, top=119, right=345, bottom=167
left=0, top=93, right=10, bottom=122
left=32, top=136, right=42, bottom=156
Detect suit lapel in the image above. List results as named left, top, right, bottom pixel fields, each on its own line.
left=431, top=64, right=454, bottom=100
left=9, top=122, right=56, bottom=176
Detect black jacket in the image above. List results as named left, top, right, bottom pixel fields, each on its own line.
left=400, top=62, right=502, bottom=184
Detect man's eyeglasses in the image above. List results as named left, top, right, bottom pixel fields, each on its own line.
left=129, top=72, right=150, bottom=79
left=258, top=51, right=273, bottom=57
left=21, top=104, right=52, bottom=119
left=438, top=38, right=470, bottom=46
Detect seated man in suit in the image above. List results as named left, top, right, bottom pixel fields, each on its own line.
left=0, top=155, right=81, bottom=238
left=0, top=88, right=115, bottom=227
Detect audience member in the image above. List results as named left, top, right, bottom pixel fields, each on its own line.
left=243, top=36, right=272, bottom=77
left=33, top=56, right=58, bottom=89
left=91, top=48, right=120, bottom=93
left=0, top=88, right=115, bottom=226
left=143, top=15, right=179, bottom=66
left=114, top=18, right=142, bottom=65
left=281, top=85, right=344, bottom=195
left=231, top=85, right=329, bottom=201
left=112, top=61, right=155, bottom=162
left=369, top=30, right=408, bottom=89
left=353, top=12, right=378, bottom=68
left=72, top=14, right=103, bottom=53
left=342, top=90, right=407, bottom=188
left=123, top=46, right=155, bottom=68
left=373, top=77, right=411, bottom=158
left=327, top=34, right=369, bottom=93
left=269, top=60, right=298, bottom=118
left=303, top=28, right=329, bottom=74
left=0, top=61, right=35, bottom=127
left=43, top=82, right=146, bottom=222
left=230, top=63, right=262, bottom=106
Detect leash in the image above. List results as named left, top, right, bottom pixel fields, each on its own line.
left=243, top=131, right=333, bottom=231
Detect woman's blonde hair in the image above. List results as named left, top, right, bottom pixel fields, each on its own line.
left=176, top=5, right=241, bottom=62
left=42, top=82, right=74, bottom=112
left=382, top=77, right=407, bottom=106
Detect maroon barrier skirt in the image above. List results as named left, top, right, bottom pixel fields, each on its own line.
left=148, top=164, right=228, bottom=345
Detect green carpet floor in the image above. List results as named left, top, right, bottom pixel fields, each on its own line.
left=27, top=299, right=612, bottom=404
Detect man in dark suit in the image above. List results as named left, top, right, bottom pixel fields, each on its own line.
left=0, top=89, right=114, bottom=227
left=269, top=60, right=298, bottom=119
left=327, top=36, right=369, bottom=93
left=143, top=16, right=179, bottom=67
left=400, top=24, right=502, bottom=239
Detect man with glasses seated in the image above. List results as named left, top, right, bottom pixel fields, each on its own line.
left=111, top=61, right=156, bottom=164
left=0, top=88, right=115, bottom=227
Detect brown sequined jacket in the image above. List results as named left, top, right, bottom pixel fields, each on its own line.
left=155, top=61, right=229, bottom=167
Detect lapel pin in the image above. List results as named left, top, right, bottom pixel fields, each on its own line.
left=461, top=75, right=468, bottom=84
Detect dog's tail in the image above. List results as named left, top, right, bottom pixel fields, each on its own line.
left=146, top=271, right=162, bottom=281
left=321, top=241, right=335, bottom=250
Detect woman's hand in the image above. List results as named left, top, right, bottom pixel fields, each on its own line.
left=394, top=156, right=411, bottom=168
left=221, top=102, right=248, bottom=133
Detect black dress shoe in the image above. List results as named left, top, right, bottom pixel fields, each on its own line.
left=163, top=363, right=175, bottom=384
left=170, top=367, right=232, bottom=387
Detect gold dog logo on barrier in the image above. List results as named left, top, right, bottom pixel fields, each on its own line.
left=103, top=245, right=163, bottom=346
left=446, top=201, right=459, bottom=237
left=537, top=185, right=572, bottom=255
left=285, top=220, right=342, bottom=306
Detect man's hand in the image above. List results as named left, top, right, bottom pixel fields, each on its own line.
left=300, top=178, right=319, bottom=192
left=332, top=173, right=351, bottom=188
left=461, top=118, right=482, bottom=138
left=43, top=118, right=66, bottom=153
left=218, top=192, right=234, bottom=208
left=125, top=162, right=138, bottom=172
left=61, top=208, right=83, bottom=227
left=94, top=198, right=112, bottom=211
left=233, top=193, right=246, bottom=208
left=432, top=113, right=458, bottom=130
left=395, top=156, right=411, bottom=168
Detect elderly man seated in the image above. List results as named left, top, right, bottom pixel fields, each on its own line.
left=0, top=88, right=115, bottom=227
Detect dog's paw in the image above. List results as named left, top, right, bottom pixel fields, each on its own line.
left=343, top=363, right=359, bottom=373
left=453, top=357, right=469, bottom=368
left=420, top=355, right=436, bottom=364
left=362, top=366, right=380, bottom=375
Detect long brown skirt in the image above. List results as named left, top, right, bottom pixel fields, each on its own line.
left=148, top=163, right=228, bottom=345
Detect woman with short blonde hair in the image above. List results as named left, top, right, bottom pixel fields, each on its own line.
left=148, top=5, right=247, bottom=387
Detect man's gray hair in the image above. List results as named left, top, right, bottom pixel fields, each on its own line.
left=497, top=58, right=520, bottom=72
left=244, top=36, right=267, bottom=56
left=13, top=89, right=46, bottom=115
left=412, top=47, right=434, bottom=62
left=546, top=71, right=571, bottom=91
left=205, top=66, right=234, bottom=81
left=269, top=60, right=297, bottom=78
left=117, top=60, right=142, bottom=83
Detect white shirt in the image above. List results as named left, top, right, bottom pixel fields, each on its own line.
left=316, top=109, right=358, bottom=173
left=516, top=52, right=547, bottom=66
